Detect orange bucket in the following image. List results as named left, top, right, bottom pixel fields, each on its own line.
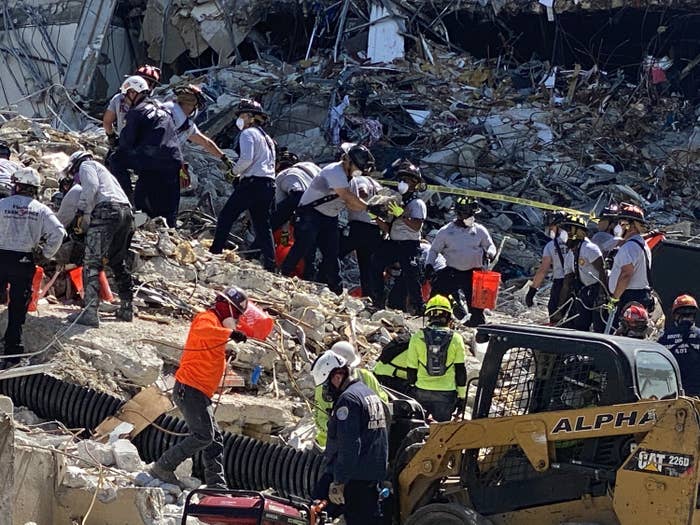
left=471, top=270, right=501, bottom=310
left=236, top=301, right=274, bottom=341
left=275, top=244, right=304, bottom=277
left=28, top=266, right=44, bottom=312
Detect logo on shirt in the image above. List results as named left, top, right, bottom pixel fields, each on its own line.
left=366, top=395, right=386, bottom=430
left=336, top=406, right=349, bottom=421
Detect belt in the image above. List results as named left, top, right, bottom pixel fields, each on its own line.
left=95, top=201, right=131, bottom=209
left=0, top=249, right=33, bottom=258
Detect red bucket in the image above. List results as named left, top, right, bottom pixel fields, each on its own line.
left=236, top=301, right=274, bottom=341
left=28, top=266, right=45, bottom=312
left=471, top=270, right=501, bottom=310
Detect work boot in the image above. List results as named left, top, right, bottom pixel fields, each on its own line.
left=149, top=463, right=183, bottom=488
left=0, top=344, right=24, bottom=370
left=115, top=299, right=133, bottom=322
left=66, top=309, right=100, bottom=328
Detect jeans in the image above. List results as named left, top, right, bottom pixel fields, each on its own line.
left=83, top=204, right=134, bottom=313
left=431, top=267, right=484, bottom=327
left=411, top=388, right=456, bottom=422
left=281, top=208, right=342, bottom=294
left=156, top=381, right=225, bottom=487
left=340, top=221, right=383, bottom=296
left=211, top=178, right=275, bottom=270
left=372, top=240, right=423, bottom=313
left=0, top=250, right=34, bottom=353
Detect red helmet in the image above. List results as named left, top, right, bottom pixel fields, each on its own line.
left=136, top=65, right=161, bottom=84
left=672, top=294, right=698, bottom=315
left=619, top=302, right=649, bottom=338
left=617, top=202, right=646, bottom=224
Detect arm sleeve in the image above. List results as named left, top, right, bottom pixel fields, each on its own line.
left=453, top=334, right=467, bottom=398
left=232, top=130, right=255, bottom=174
left=56, top=187, right=80, bottom=226
left=333, top=397, right=362, bottom=484
left=426, top=230, right=445, bottom=268
left=408, top=200, right=427, bottom=220
left=406, top=333, right=419, bottom=384
left=118, top=108, right=141, bottom=151
left=76, top=164, right=99, bottom=214
left=481, top=228, right=497, bottom=257
left=313, top=385, right=329, bottom=447
left=361, top=369, right=389, bottom=403
left=41, top=209, right=67, bottom=258
left=187, top=313, right=233, bottom=351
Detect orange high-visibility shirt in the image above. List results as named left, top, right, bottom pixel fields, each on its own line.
left=175, top=310, right=232, bottom=398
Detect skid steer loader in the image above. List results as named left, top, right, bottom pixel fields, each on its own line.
left=396, top=323, right=698, bottom=525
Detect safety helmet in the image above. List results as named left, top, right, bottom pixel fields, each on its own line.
left=330, top=341, right=361, bottom=368
left=391, top=158, right=423, bottom=182
left=63, top=150, right=93, bottom=175
left=121, top=75, right=151, bottom=95
left=562, top=214, right=588, bottom=231
left=455, top=196, right=481, bottom=217
left=619, top=302, right=649, bottom=338
left=617, top=203, right=646, bottom=224
left=135, top=64, right=161, bottom=85
left=311, top=350, right=348, bottom=387
left=0, top=141, right=10, bottom=158
left=12, top=167, right=41, bottom=188
left=344, top=144, right=375, bottom=173
left=174, top=84, right=206, bottom=110
left=599, top=203, right=619, bottom=221
left=543, top=210, right=567, bottom=227
left=672, top=294, right=698, bottom=316
left=276, top=147, right=299, bottom=171
left=425, top=295, right=453, bottom=316
left=236, top=98, right=267, bottom=119
left=214, top=286, right=249, bottom=317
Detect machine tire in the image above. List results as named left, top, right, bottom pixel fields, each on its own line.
left=404, top=503, right=492, bottom=525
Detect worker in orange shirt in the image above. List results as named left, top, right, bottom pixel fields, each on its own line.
left=149, top=286, right=249, bottom=489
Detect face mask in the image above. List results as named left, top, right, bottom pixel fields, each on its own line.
left=397, top=181, right=409, bottom=194
left=236, top=117, right=245, bottom=130
left=558, top=230, right=568, bottom=243
left=547, top=229, right=556, bottom=239
left=222, top=317, right=236, bottom=329
left=677, top=319, right=694, bottom=330
left=613, top=224, right=623, bottom=237
left=462, top=216, right=475, bottom=227
left=351, top=169, right=362, bottom=178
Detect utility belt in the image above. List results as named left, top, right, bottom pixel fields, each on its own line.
left=238, top=176, right=274, bottom=187
left=0, top=249, right=33, bottom=262
left=296, top=193, right=339, bottom=212
left=91, top=201, right=132, bottom=220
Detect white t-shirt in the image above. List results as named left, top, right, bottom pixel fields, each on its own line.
left=106, top=93, right=130, bottom=135
left=390, top=197, right=426, bottom=241
left=427, top=221, right=496, bottom=271
left=162, top=101, right=198, bottom=146
left=348, top=175, right=381, bottom=224
left=543, top=238, right=569, bottom=279
left=275, top=162, right=320, bottom=203
left=591, top=231, right=621, bottom=255
left=0, top=158, right=20, bottom=190
left=564, top=238, right=603, bottom=287
left=298, top=162, right=350, bottom=217
left=608, top=234, right=652, bottom=292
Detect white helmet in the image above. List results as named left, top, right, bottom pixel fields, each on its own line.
left=12, top=167, right=41, bottom=188
left=63, top=150, right=93, bottom=175
left=120, top=75, right=150, bottom=95
left=311, top=351, right=347, bottom=387
left=330, top=341, right=361, bottom=367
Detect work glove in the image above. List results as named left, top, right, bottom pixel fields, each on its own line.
left=73, top=213, right=86, bottom=235
left=605, top=297, right=620, bottom=311
left=367, top=203, right=384, bottom=218
left=453, top=397, right=467, bottom=417
left=229, top=329, right=248, bottom=343
left=387, top=201, right=404, bottom=218
left=525, top=286, right=537, bottom=307
left=328, top=482, right=345, bottom=505
left=107, top=132, right=119, bottom=148
left=221, top=155, right=236, bottom=182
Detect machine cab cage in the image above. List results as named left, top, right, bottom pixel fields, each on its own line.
left=464, top=324, right=682, bottom=516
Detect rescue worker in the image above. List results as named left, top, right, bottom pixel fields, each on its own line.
left=606, top=203, right=654, bottom=326
left=406, top=295, right=467, bottom=422
left=150, top=287, right=248, bottom=488
left=427, top=196, right=496, bottom=326
left=62, top=152, right=134, bottom=327
left=209, top=100, right=277, bottom=271
left=270, top=155, right=320, bottom=231
left=0, top=141, right=21, bottom=199
left=103, top=65, right=161, bottom=149
left=373, top=332, right=411, bottom=394
left=560, top=214, right=606, bottom=332
left=280, top=143, right=374, bottom=293
left=615, top=302, right=650, bottom=339
left=658, top=294, right=700, bottom=396
left=372, top=159, right=426, bottom=314
left=339, top=174, right=383, bottom=296
left=0, top=168, right=65, bottom=368
left=109, top=76, right=183, bottom=226
left=314, top=341, right=388, bottom=448
left=311, top=350, right=388, bottom=525
left=525, top=210, right=570, bottom=323
left=590, top=203, right=622, bottom=258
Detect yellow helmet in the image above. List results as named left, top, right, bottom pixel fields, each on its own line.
left=425, top=295, right=453, bottom=316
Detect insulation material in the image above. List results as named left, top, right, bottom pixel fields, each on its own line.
left=367, top=2, right=405, bottom=63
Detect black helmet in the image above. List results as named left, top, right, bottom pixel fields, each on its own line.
left=617, top=202, right=646, bottom=224
left=561, top=214, right=588, bottom=231
left=174, top=84, right=206, bottom=110
left=455, top=196, right=480, bottom=218
left=599, top=203, right=619, bottom=220
left=345, top=144, right=375, bottom=173
left=543, top=210, right=567, bottom=227
left=392, top=158, right=423, bottom=182
left=215, top=286, right=249, bottom=316
left=276, top=147, right=299, bottom=171
left=0, top=141, right=10, bottom=158
left=236, top=98, right=268, bottom=119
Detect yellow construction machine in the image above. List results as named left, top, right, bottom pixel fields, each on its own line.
left=396, top=324, right=697, bottom=525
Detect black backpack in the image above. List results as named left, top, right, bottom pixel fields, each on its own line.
left=378, top=332, right=411, bottom=364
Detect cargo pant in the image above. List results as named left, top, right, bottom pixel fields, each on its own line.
left=431, top=267, right=484, bottom=327
left=0, top=250, right=34, bottom=357
left=83, top=203, right=134, bottom=315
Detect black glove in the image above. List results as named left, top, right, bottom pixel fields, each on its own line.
left=367, top=203, right=384, bottom=217
left=525, top=286, right=537, bottom=307
left=229, top=330, right=247, bottom=343
left=107, top=132, right=119, bottom=148
left=424, top=265, right=435, bottom=282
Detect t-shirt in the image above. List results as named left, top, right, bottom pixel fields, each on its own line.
left=162, top=100, right=198, bottom=146
left=275, top=162, right=320, bottom=203
left=591, top=231, right=621, bottom=255
left=608, top=234, right=652, bottom=293
left=56, top=184, right=84, bottom=227
left=0, top=195, right=65, bottom=257
left=390, top=196, right=426, bottom=241
left=348, top=175, right=381, bottom=223
left=0, top=158, right=20, bottom=191
left=564, top=238, right=603, bottom=287
left=106, top=93, right=130, bottom=134
left=427, top=221, right=496, bottom=271
left=234, top=127, right=276, bottom=179
left=543, top=238, right=569, bottom=279
left=298, top=161, right=350, bottom=217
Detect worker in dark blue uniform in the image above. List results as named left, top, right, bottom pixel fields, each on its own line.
left=311, top=350, right=388, bottom=525
left=658, top=294, right=700, bottom=396
left=109, top=76, right=183, bottom=227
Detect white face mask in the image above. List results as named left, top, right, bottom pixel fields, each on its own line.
left=351, top=169, right=362, bottom=178
left=558, top=230, right=569, bottom=243
left=613, top=224, right=623, bottom=237
left=548, top=229, right=556, bottom=239
left=236, top=117, right=246, bottom=130
left=397, top=181, right=409, bottom=194
left=462, top=216, right=475, bottom=227
left=222, top=317, right=236, bottom=329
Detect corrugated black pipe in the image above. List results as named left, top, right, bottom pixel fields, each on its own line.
left=0, top=374, right=323, bottom=498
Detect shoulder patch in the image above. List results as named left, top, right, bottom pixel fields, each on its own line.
left=579, top=257, right=586, bottom=266
left=336, top=406, right=349, bottom=421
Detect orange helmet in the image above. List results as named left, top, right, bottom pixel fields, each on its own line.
left=672, top=294, right=698, bottom=315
